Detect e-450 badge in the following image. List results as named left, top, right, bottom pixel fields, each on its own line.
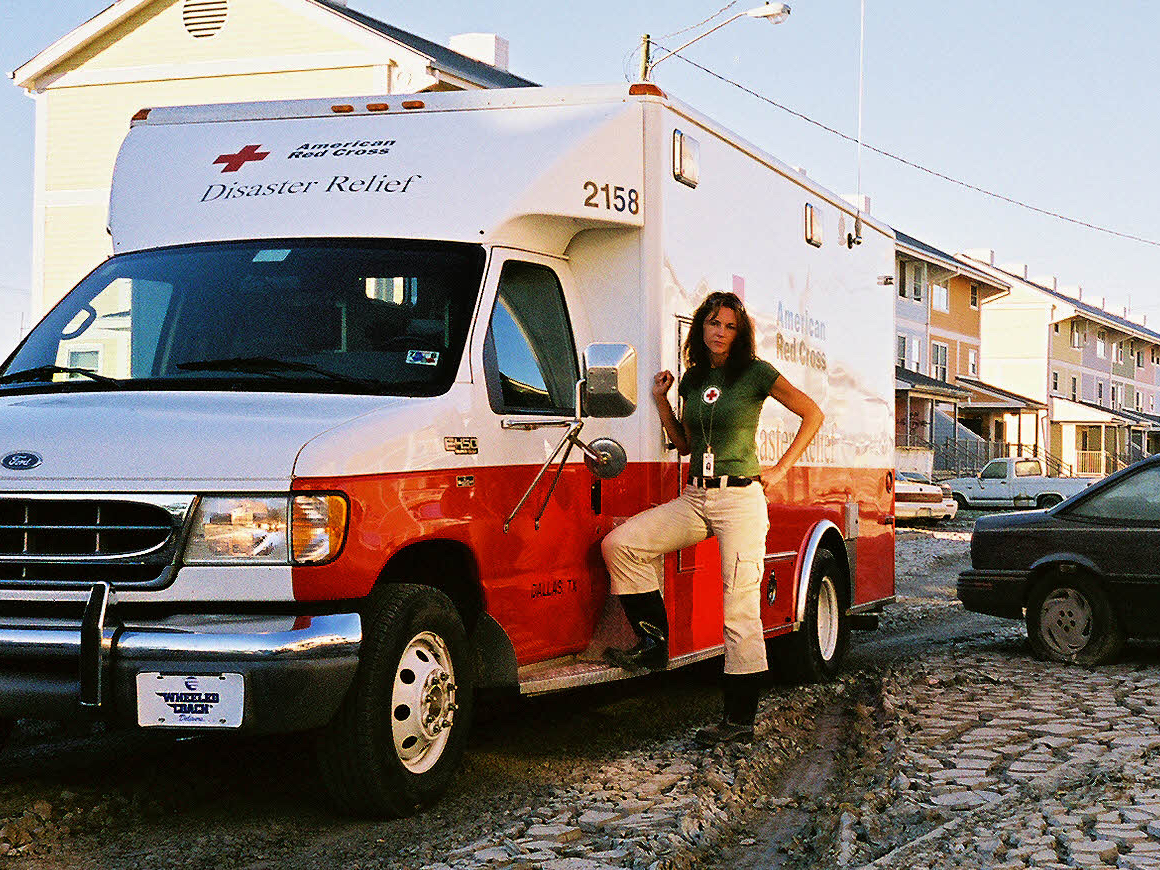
left=444, top=436, right=478, bottom=455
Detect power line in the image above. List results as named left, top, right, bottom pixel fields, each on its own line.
left=662, top=50, right=1160, bottom=249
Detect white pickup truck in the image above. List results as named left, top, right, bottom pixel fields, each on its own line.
left=944, top=457, right=1093, bottom=510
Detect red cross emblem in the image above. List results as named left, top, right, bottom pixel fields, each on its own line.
left=702, top=386, right=721, bottom=404
left=213, top=144, right=270, bottom=173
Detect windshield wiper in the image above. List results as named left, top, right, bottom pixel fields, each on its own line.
left=0, top=364, right=124, bottom=388
left=175, top=356, right=378, bottom=390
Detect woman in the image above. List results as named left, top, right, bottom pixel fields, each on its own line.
left=601, top=291, right=824, bottom=745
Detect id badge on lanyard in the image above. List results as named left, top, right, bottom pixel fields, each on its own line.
left=702, top=448, right=715, bottom=478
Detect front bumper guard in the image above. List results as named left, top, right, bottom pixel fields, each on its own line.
left=0, top=584, right=362, bottom=733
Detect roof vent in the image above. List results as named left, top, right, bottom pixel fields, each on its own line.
left=183, top=0, right=228, bottom=39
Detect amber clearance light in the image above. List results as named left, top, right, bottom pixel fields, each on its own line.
left=291, top=494, right=349, bottom=565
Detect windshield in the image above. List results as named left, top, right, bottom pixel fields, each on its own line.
left=2, top=239, right=486, bottom=396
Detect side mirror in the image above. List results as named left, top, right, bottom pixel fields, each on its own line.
left=582, top=343, right=637, bottom=418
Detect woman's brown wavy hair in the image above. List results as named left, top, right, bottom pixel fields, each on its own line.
left=683, top=291, right=756, bottom=384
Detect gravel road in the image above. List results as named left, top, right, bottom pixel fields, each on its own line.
left=6, top=513, right=1122, bottom=870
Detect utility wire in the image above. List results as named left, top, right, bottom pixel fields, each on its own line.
left=658, top=2, right=737, bottom=39
left=659, top=48, right=1160, bottom=249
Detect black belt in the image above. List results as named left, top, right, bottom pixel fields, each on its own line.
left=688, top=475, right=757, bottom=489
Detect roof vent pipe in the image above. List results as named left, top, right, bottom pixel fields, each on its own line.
left=1033, top=275, right=1058, bottom=290
left=962, top=248, right=995, bottom=265
left=999, top=263, right=1029, bottom=280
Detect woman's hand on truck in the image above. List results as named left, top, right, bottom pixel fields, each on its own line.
left=651, top=370, right=675, bottom=402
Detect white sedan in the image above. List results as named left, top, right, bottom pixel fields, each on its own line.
left=895, top=471, right=958, bottom=523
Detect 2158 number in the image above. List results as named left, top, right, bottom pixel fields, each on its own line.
left=583, top=181, right=639, bottom=215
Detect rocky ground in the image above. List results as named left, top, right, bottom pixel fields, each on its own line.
left=3, top=515, right=1159, bottom=869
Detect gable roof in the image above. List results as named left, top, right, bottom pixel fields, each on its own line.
left=314, top=1, right=535, bottom=89
left=895, top=365, right=972, bottom=400
left=894, top=229, right=1008, bottom=292
left=11, top=0, right=536, bottom=91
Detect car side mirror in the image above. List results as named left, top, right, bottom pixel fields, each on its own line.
left=581, top=343, right=637, bottom=418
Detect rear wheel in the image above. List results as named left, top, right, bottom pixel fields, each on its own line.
left=772, top=548, right=849, bottom=683
left=317, top=584, right=474, bottom=817
left=953, top=494, right=969, bottom=510
left=1026, top=574, right=1122, bottom=665
left=1037, top=493, right=1064, bottom=509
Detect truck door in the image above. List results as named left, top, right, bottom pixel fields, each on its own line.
left=473, top=250, right=604, bottom=664
left=976, top=459, right=1012, bottom=506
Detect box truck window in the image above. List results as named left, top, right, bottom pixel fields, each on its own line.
left=483, top=261, right=578, bottom=415
left=2, top=239, right=485, bottom=397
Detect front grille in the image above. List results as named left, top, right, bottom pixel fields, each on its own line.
left=0, top=497, right=185, bottom=585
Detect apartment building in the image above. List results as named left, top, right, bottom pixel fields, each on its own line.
left=961, top=251, right=1160, bottom=476
left=894, top=231, right=1020, bottom=474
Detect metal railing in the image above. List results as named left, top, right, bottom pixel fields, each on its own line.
left=933, top=439, right=1072, bottom=479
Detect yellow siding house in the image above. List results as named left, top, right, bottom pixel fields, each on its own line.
left=11, top=0, right=533, bottom=317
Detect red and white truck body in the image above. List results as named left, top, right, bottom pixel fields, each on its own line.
left=0, top=84, right=895, bottom=812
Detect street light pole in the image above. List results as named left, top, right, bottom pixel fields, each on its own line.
left=640, top=3, right=790, bottom=81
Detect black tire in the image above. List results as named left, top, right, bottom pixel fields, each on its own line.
left=0, top=718, right=12, bottom=752
left=317, top=584, right=474, bottom=817
left=771, top=548, right=849, bottom=683
left=1026, top=574, right=1123, bottom=665
left=1037, top=494, right=1064, bottom=509
left=953, top=494, right=969, bottom=511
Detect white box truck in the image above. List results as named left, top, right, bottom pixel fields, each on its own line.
left=0, top=84, right=896, bottom=815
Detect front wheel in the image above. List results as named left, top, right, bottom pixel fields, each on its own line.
left=953, top=494, right=969, bottom=511
left=772, top=548, right=849, bottom=683
left=317, top=584, right=474, bottom=817
left=1037, top=494, right=1064, bottom=509
left=1026, top=574, right=1122, bottom=665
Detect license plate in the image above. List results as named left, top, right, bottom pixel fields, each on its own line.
left=136, top=672, right=244, bottom=728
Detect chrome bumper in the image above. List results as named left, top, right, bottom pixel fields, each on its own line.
left=0, top=586, right=361, bottom=733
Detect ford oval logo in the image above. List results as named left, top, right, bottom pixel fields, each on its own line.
left=2, top=451, right=42, bottom=471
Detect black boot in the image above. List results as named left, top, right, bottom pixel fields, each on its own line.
left=695, top=673, right=763, bottom=746
left=603, top=591, right=669, bottom=672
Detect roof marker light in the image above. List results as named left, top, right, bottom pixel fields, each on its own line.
left=131, top=108, right=151, bottom=122
left=629, top=84, right=666, bottom=98
left=366, top=103, right=390, bottom=112
left=401, top=100, right=425, bottom=110
left=331, top=104, right=355, bottom=114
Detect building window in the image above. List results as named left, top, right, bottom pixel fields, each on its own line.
left=897, top=335, right=906, bottom=368
left=906, top=262, right=926, bottom=303
left=1136, top=392, right=1143, bottom=411
left=968, top=347, right=978, bottom=376
left=1052, top=371, right=1059, bottom=393
left=1096, top=331, right=1107, bottom=358
left=932, top=281, right=949, bottom=313
left=931, top=342, right=948, bottom=381
left=1115, top=342, right=1124, bottom=364
left=970, top=284, right=979, bottom=309
left=1069, top=322, right=1083, bottom=349
left=1071, top=377, right=1078, bottom=401
left=1097, top=382, right=1104, bottom=404
left=1152, top=396, right=1156, bottom=412
left=1152, top=348, right=1159, bottom=365
left=1111, top=383, right=1120, bottom=408
left=66, top=348, right=101, bottom=377
left=1137, top=349, right=1145, bottom=368
left=1054, top=323, right=1059, bottom=333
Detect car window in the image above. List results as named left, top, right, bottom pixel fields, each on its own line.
left=483, top=261, right=579, bottom=415
left=980, top=461, right=1006, bottom=480
left=1068, top=465, right=1160, bottom=524
left=1014, top=460, right=1041, bottom=477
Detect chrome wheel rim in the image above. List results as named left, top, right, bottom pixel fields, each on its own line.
left=391, top=630, right=458, bottom=774
left=816, top=575, right=840, bottom=661
left=1040, top=587, right=1092, bottom=656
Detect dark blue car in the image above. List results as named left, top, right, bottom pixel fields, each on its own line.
left=958, top=454, right=1160, bottom=664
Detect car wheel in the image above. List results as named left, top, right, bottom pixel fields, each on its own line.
left=1037, top=494, right=1063, bottom=509
left=317, top=583, right=474, bottom=817
left=1026, top=574, right=1123, bottom=665
left=953, top=494, right=969, bottom=510
left=772, top=548, right=849, bottom=683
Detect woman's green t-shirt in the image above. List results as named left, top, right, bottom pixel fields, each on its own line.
left=678, top=358, right=780, bottom=478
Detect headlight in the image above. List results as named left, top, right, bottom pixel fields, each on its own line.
left=184, top=494, right=348, bottom=565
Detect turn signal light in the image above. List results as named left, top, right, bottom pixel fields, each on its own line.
left=291, top=494, right=349, bottom=564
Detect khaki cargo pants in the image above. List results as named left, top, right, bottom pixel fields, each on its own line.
left=601, top=482, right=770, bottom=675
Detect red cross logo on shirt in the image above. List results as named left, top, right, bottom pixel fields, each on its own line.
left=702, top=386, right=721, bottom=404
left=213, top=144, right=270, bottom=173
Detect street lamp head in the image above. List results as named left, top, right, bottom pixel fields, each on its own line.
left=745, top=3, right=791, bottom=24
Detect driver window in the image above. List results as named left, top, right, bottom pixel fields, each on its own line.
left=483, top=261, right=579, bottom=415
left=980, top=461, right=1006, bottom=480
left=1069, top=466, right=1160, bottom=524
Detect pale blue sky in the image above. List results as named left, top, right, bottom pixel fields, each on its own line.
left=2, top=0, right=1158, bottom=349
